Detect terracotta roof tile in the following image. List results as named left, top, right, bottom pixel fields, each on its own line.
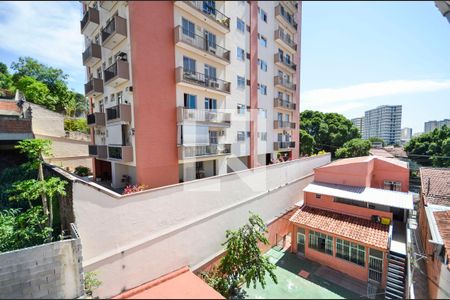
left=434, top=210, right=450, bottom=262
left=421, top=167, right=450, bottom=206
left=290, top=206, right=390, bottom=249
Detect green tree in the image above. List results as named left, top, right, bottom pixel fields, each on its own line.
left=404, top=125, right=450, bottom=167
left=299, top=129, right=315, bottom=156
left=16, top=76, right=51, bottom=107
left=0, top=62, right=13, bottom=90
left=300, top=110, right=360, bottom=156
left=368, top=137, right=385, bottom=147
left=201, top=213, right=277, bottom=298
left=335, top=138, right=371, bottom=159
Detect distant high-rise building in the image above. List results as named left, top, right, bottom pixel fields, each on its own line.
left=424, top=119, right=450, bottom=133
left=435, top=1, right=450, bottom=24
left=401, top=127, right=412, bottom=145
left=363, top=105, right=402, bottom=145
left=351, top=117, right=364, bottom=135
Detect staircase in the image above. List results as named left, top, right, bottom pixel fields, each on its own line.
left=385, top=251, right=406, bottom=299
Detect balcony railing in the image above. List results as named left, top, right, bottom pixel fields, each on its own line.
left=176, top=67, right=231, bottom=94
left=84, top=78, right=104, bottom=96
left=108, top=145, right=133, bottom=162
left=274, top=141, right=296, bottom=150
left=274, top=120, right=296, bottom=129
left=179, top=144, right=231, bottom=159
left=89, top=145, right=107, bottom=159
left=100, top=1, right=115, bottom=11
left=101, top=15, right=127, bottom=49
left=274, top=29, right=297, bottom=51
left=175, top=26, right=230, bottom=63
left=80, top=7, right=99, bottom=34
left=82, top=43, right=102, bottom=66
left=184, top=1, right=230, bottom=30
left=274, top=98, right=296, bottom=111
left=87, top=112, right=106, bottom=127
left=103, top=60, right=129, bottom=85
left=282, top=1, right=298, bottom=12
left=177, top=107, right=231, bottom=126
left=274, top=53, right=297, bottom=72
left=106, top=103, right=132, bottom=123
left=274, top=75, right=296, bottom=91
left=275, top=4, right=297, bottom=31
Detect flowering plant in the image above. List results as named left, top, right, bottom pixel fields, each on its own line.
left=122, top=184, right=147, bottom=195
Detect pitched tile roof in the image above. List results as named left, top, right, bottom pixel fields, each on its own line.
left=420, top=167, right=450, bottom=206
left=433, top=210, right=450, bottom=262
left=290, top=206, right=390, bottom=249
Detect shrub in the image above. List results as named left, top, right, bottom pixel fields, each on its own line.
left=64, top=118, right=89, bottom=134
left=122, top=184, right=147, bottom=195
left=74, top=166, right=90, bottom=177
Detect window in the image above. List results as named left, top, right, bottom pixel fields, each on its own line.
left=384, top=181, right=401, bottom=191
left=258, top=7, right=267, bottom=23
left=237, top=104, right=246, bottom=115
left=184, top=94, right=197, bottom=109
left=183, top=56, right=196, bottom=73
left=204, top=64, right=217, bottom=80
left=182, top=18, right=195, bottom=38
left=309, top=230, right=333, bottom=255
left=336, top=239, right=366, bottom=267
left=117, top=91, right=123, bottom=104
left=259, top=84, right=267, bottom=95
left=247, top=131, right=251, bottom=138
left=259, top=108, right=267, bottom=118
left=259, top=132, right=267, bottom=141
left=99, top=100, right=104, bottom=113
left=110, top=93, right=115, bottom=104
left=96, top=67, right=102, bottom=79
left=237, top=76, right=245, bottom=89
left=94, top=33, right=100, bottom=45
left=103, top=96, right=108, bottom=104
left=202, top=0, right=215, bottom=15
left=237, top=18, right=245, bottom=33
left=315, top=194, right=321, bottom=199
left=204, top=98, right=217, bottom=110
left=259, top=59, right=267, bottom=72
left=259, top=35, right=267, bottom=47
left=334, top=197, right=367, bottom=208
left=237, top=131, right=246, bottom=141
left=237, top=47, right=245, bottom=61
left=204, top=30, right=216, bottom=48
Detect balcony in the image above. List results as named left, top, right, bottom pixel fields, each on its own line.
left=80, top=7, right=100, bottom=36
left=274, top=76, right=296, bottom=91
left=274, top=98, right=296, bottom=111
left=274, top=29, right=297, bottom=52
left=175, top=1, right=230, bottom=34
left=274, top=141, right=296, bottom=151
left=282, top=1, right=298, bottom=13
left=106, top=103, right=132, bottom=124
left=87, top=112, right=106, bottom=127
left=179, top=144, right=231, bottom=160
left=176, top=67, right=231, bottom=95
left=103, top=60, right=129, bottom=87
left=274, top=53, right=296, bottom=73
left=274, top=120, right=296, bottom=130
left=101, top=15, right=127, bottom=49
left=84, top=78, right=104, bottom=97
left=89, top=145, right=107, bottom=159
left=82, top=43, right=102, bottom=67
left=174, top=26, right=230, bottom=65
left=275, top=4, right=297, bottom=31
left=177, top=107, right=231, bottom=127
left=100, top=1, right=115, bottom=11
left=108, top=145, right=133, bottom=162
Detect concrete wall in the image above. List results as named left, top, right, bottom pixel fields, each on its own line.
left=0, top=239, right=83, bottom=299
left=72, top=153, right=331, bottom=297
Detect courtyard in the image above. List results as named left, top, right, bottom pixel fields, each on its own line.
left=243, top=247, right=368, bottom=299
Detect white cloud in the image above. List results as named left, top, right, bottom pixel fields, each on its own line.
left=301, top=79, right=450, bottom=105
left=0, top=1, right=84, bottom=90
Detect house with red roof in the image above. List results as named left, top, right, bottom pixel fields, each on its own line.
left=418, top=167, right=450, bottom=299
left=289, top=156, right=413, bottom=299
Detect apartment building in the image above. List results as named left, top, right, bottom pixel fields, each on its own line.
left=80, top=1, right=301, bottom=188
left=418, top=167, right=450, bottom=299
left=424, top=119, right=450, bottom=133
left=435, top=1, right=450, bottom=24
left=351, top=116, right=364, bottom=135
left=400, top=127, right=412, bottom=145
left=363, top=105, right=402, bottom=145
left=289, top=156, right=413, bottom=298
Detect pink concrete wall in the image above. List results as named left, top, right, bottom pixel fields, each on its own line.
left=291, top=225, right=388, bottom=288
left=128, top=1, right=179, bottom=188
left=304, top=192, right=393, bottom=221
left=314, top=162, right=371, bottom=187
left=371, top=159, right=409, bottom=192
left=249, top=2, right=259, bottom=168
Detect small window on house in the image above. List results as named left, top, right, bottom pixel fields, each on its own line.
left=237, top=104, right=246, bottom=115
left=316, top=194, right=321, bottom=199
left=259, top=35, right=267, bottom=47
left=237, top=18, right=245, bottom=33
left=259, top=84, right=267, bottom=95
left=237, top=76, right=245, bottom=89
left=237, top=47, right=245, bottom=61
left=259, top=59, right=267, bottom=72
left=259, top=8, right=267, bottom=23
left=237, top=131, right=246, bottom=141
left=260, top=132, right=267, bottom=141
left=384, top=181, right=401, bottom=191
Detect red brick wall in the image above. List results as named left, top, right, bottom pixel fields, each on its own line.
left=0, top=119, right=32, bottom=133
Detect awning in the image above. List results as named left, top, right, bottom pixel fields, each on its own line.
left=304, top=182, right=414, bottom=210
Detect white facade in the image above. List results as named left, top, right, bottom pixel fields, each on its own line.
left=363, top=105, right=402, bottom=145
left=351, top=116, right=364, bottom=135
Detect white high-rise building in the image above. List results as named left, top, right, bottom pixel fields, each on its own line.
left=363, top=105, right=402, bottom=145
left=401, top=127, right=412, bottom=144
left=351, top=117, right=364, bottom=135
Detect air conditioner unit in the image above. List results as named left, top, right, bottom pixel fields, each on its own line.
left=218, top=130, right=225, bottom=136
left=209, top=81, right=219, bottom=89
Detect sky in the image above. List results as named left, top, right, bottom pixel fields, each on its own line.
left=0, top=1, right=449, bottom=133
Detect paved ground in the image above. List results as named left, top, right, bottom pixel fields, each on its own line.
left=243, top=248, right=367, bottom=299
